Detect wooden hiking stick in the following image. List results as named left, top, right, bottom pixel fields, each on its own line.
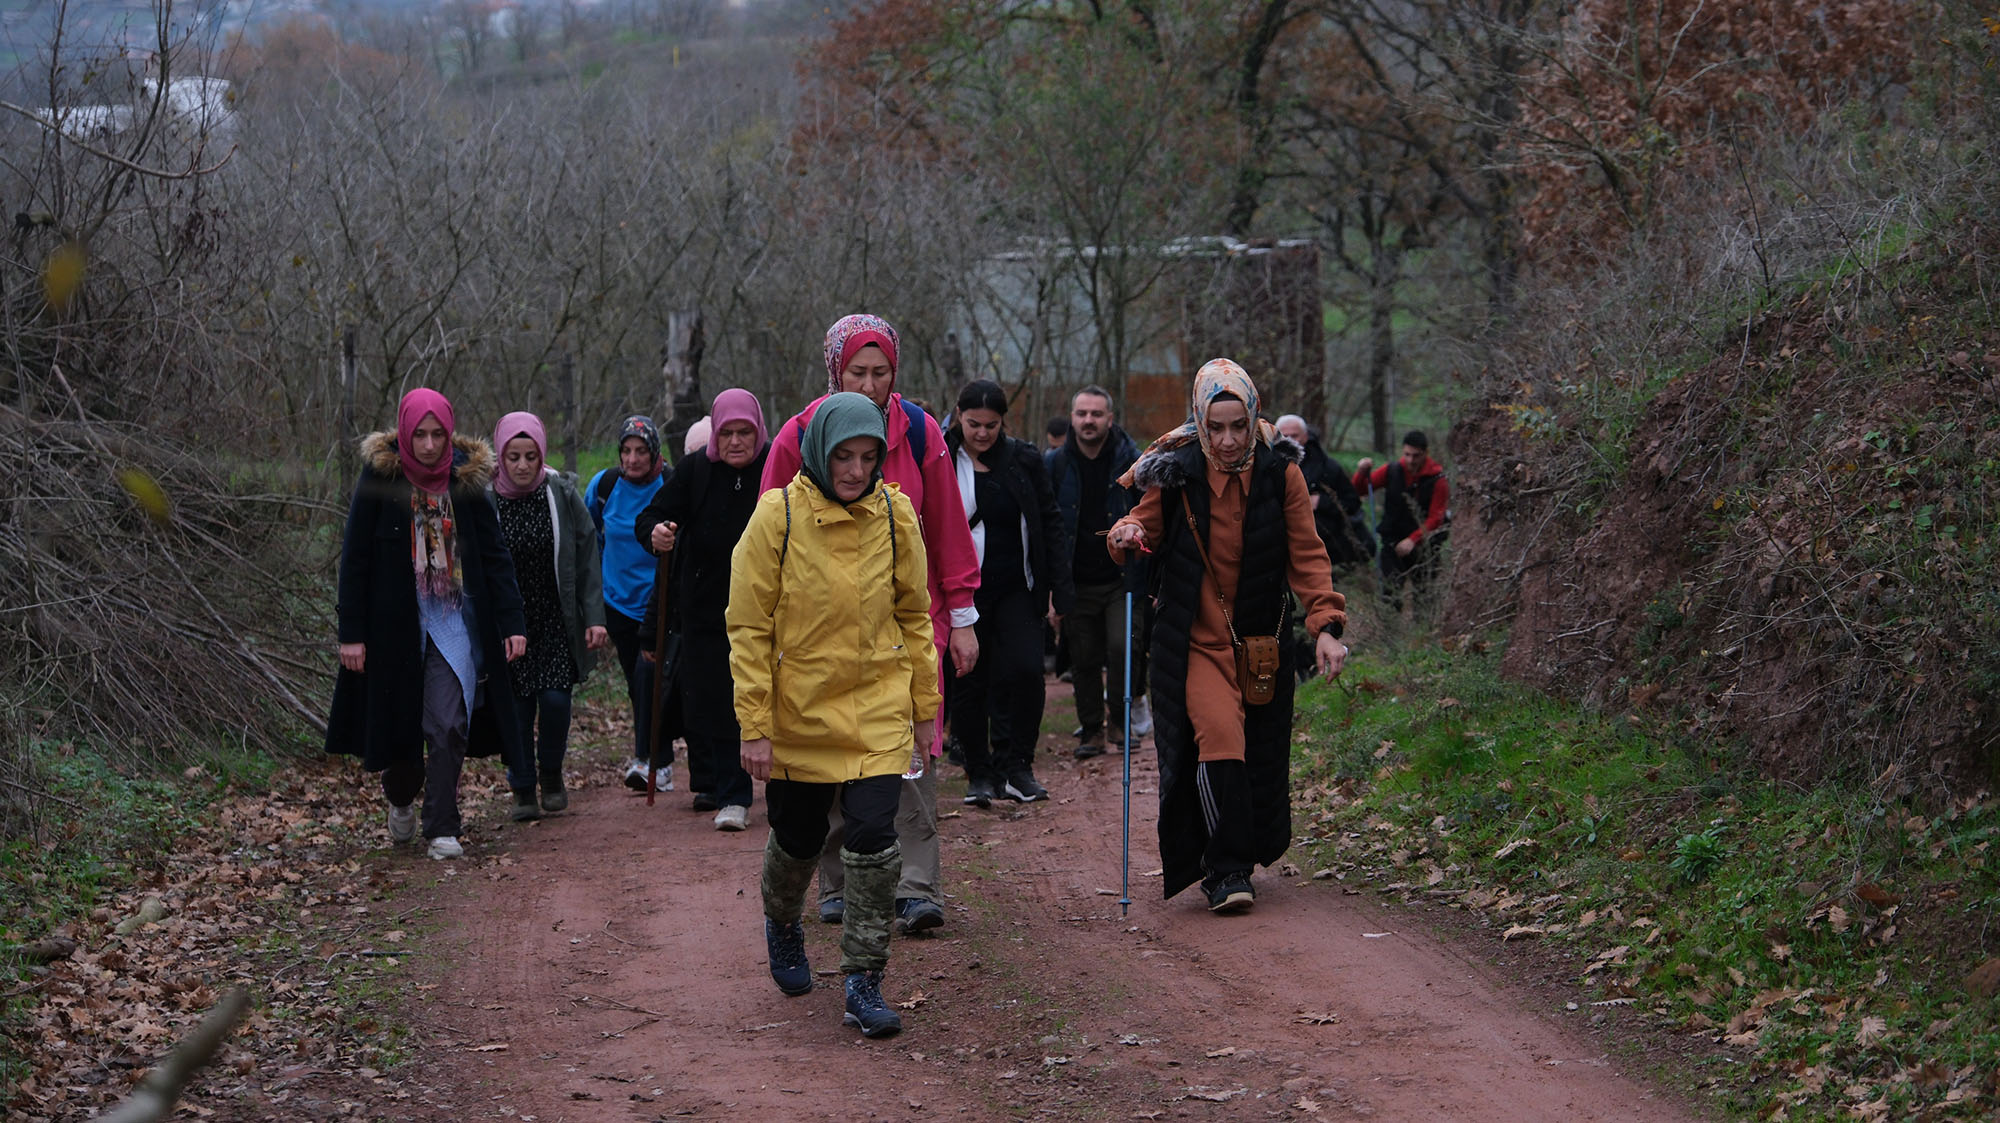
left=645, top=544, right=674, bottom=806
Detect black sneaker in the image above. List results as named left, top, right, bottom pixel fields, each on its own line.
left=896, top=897, right=944, bottom=934
left=943, top=735, right=966, bottom=768
left=1002, top=769, right=1049, bottom=803
left=691, top=792, right=721, bottom=813
left=963, top=776, right=997, bottom=808
left=818, top=896, right=844, bottom=924
left=842, top=970, right=902, bottom=1038
left=510, top=788, right=542, bottom=822
left=1203, top=872, right=1256, bottom=914
left=764, top=918, right=813, bottom=996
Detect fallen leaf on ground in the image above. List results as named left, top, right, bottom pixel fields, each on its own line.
left=1205, top=1046, right=1236, bottom=1057
left=1296, top=1012, right=1339, bottom=1025
left=1185, top=1087, right=1245, bottom=1102
left=1502, top=925, right=1545, bottom=941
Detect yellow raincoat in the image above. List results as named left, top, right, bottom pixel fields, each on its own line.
left=727, top=475, right=940, bottom=782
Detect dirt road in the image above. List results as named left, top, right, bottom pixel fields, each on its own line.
left=387, top=692, right=1701, bottom=1123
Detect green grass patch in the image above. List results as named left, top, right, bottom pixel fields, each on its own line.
left=1291, top=640, right=2000, bottom=1120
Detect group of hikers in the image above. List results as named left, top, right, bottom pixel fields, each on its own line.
left=324, top=313, right=1451, bottom=1040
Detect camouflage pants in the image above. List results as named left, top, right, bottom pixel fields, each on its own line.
left=765, top=775, right=902, bottom=973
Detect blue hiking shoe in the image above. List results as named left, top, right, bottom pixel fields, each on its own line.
left=764, top=918, right=813, bottom=996
left=842, top=970, right=902, bottom=1038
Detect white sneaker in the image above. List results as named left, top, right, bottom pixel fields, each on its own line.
left=714, top=805, right=749, bottom=832
left=387, top=803, right=417, bottom=845
left=427, top=836, right=463, bottom=860
left=1130, top=697, right=1154, bottom=737
left=623, top=758, right=674, bottom=792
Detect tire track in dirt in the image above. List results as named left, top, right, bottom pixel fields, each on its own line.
left=406, top=698, right=1706, bottom=1122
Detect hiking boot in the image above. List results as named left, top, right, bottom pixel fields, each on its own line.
left=427, top=836, right=463, bottom=861
left=1203, top=872, right=1255, bottom=914
left=819, top=897, right=844, bottom=924
left=1074, top=729, right=1106, bottom=760
left=963, top=776, right=997, bottom=808
left=714, top=805, right=750, bottom=832
left=895, top=898, right=944, bottom=935
left=511, top=788, right=542, bottom=822
left=763, top=918, right=813, bottom=996
left=842, top=969, right=902, bottom=1038
left=387, top=802, right=417, bottom=845
left=1003, top=769, right=1049, bottom=803
left=538, top=771, right=567, bottom=813
left=691, top=791, right=721, bottom=812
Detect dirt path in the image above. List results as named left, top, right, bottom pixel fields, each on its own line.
left=394, top=689, right=1702, bottom=1122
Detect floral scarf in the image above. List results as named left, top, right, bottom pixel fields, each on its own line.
left=1144, top=358, right=1278, bottom=474
left=411, top=489, right=462, bottom=606
left=822, top=314, right=900, bottom=396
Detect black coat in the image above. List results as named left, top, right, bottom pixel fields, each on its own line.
left=634, top=444, right=769, bottom=638
left=325, top=432, right=527, bottom=772
left=947, top=430, right=1076, bottom=618
left=1298, top=437, right=1374, bottom=567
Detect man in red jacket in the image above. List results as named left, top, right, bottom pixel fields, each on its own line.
left=1354, top=430, right=1449, bottom=614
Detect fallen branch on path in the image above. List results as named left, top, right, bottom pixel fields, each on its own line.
left=97, top=986, right=251, bottom=1123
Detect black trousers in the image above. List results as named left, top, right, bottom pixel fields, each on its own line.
left=678, top=630, right=752, bottom=808
left=952, top=584, right=1047, bottom=781
left=1378, top=539, right=1441, bottom=613
left=1194, top=758, right=1256, bottom=882
left=767, top=774, right=900, bottom=861
left=604, top=606, right=663, bottom=766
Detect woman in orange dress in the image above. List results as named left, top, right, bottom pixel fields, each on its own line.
left=1107, top=360, right=1349, bottom=913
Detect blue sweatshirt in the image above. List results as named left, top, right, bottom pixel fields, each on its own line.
left=587, top=469, right=666, bottom=621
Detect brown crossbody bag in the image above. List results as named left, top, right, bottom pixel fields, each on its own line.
left=1182, top=501, right=1283, bottom=706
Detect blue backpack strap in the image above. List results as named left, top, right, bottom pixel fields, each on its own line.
left=586, top=469, right=612, bottom=532
left=900, top=398, right=929, bottom=463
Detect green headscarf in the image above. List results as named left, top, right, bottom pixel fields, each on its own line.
left=800, top=391, right=887, bottom=503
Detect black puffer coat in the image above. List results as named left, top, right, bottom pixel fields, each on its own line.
left=325, top=432, right=527, bottom=772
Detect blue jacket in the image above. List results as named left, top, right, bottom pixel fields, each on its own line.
left=1045, top=425, right=1144, bottom=592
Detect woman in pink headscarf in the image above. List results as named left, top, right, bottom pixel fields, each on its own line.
left=760, top=315, right=980, bottom=935
left=326, top=389, right=528, bottom=861
left=634, top=388, right=774, bottom=831
left=487, top=410, right=608, bottom=823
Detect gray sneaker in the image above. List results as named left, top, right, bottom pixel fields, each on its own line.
left=427, top=835, right=463, bottom=860
left=714, top=805, right=750, bottom=832
left=387, top=803, right=417, bottom=844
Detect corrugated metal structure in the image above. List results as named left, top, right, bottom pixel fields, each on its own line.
left=953, top=237, right=1323, bottom=443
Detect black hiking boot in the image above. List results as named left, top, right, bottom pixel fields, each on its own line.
left=538, top=771, right=567, bottom=813
left=510, top=788, right=542, bottom=822
left=842, top=970, right=902, bottom=1038
left=764, top=918, right=813, bottom=996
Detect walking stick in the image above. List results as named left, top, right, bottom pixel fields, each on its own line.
left=645, top=545, right=673, bottom=807
left=1120, top=587, right=1134, bottom=919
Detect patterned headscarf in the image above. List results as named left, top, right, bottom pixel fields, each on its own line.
left=822, top=314, right=900, bottom=396
left=491, top=411, right=548, bottom=500
left=396, top=388, right=455, bottom=494
left=1147, top=358, right=1278, bottom=474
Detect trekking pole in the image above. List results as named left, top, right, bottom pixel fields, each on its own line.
left=1120, top=587, right=1134, bottom=919
left=645, top=544, right=674, bottom=807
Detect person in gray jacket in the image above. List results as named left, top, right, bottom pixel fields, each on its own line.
left=490, top=411, right=607, bottom=820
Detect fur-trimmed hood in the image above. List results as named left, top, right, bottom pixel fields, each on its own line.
left=1128, top=434, right=1302, bottom=492
left=358, top=430, right=496, bottom=491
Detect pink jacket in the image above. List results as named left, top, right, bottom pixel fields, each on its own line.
left=760, top=392, right=982, bottom=644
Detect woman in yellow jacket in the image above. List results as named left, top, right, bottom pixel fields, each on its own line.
left=728, top=392, right=940, bottom=1039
